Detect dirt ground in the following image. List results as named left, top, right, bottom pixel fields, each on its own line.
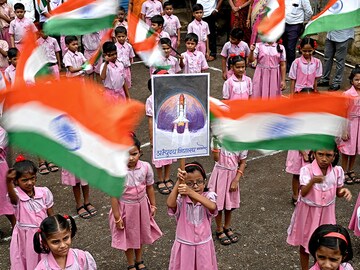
left=1, top=37, right=360, bottom=270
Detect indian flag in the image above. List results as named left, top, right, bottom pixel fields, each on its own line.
left=44, top=0, right=117, bottom=35
left=302, top=0, right=360, bottom=37
left=1, top=79, right=144, bottom=197
left=257, top=0, right=285, bottom=42
left=210, top=95, right=348, bottom=151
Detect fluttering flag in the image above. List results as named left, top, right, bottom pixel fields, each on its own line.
left=1, top=79, right=144, bottom=197
left=44, top=0, right=117, bottom=35
left=257, top=0, right=285, bottom=42
left=210, top=95, right=348, bottom=151
left=302, top=0, right=360, bottom=37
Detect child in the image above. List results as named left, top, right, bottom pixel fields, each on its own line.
left=187, top=4, right=210, bottom=59
left=249, top=41, right=286, bottom=99
left=4, top=47, right=18, bottom=85
left=222, top=55, right=252, bottom=100
left=113, top=6, right=128, bottom=29
left=9, top=3, right=37, bottom=50
left=62, top=35, right=86, bottom=78
left=0, top=0, right=15, bottom=46
left=0, top=37, right=8, bottom=73
left=221, top=28, right=250, bottom=80
left=82, top=31, right=104, bottom=82
left=349, top=191, right=360, bottom=237
left=287, top=148, right=352, bottom=270
left=308, top=224, right=354, bottom=270
left=115, top=26, right=135, bottom=89
left=150, top=38, right=180, bottom=75
left=163, top=1, right=181, bottom=56
left=141, top=0, right=163, bottom=26
left=6, top=156, right=54, bottom=270
left=167, top=162, right=218, bottom=270
left=109, top=134, right=162, bottom=270
left=100, top=41, right=130, bottom=102
left=37, top=22, right=61, bottom=80
left=34, top=214, right=97, bottom=270
left=338, top=65, right=360, bottom=184
left=208, top=137, right=246, bottom=246
left=151, top=14, right=170, bottom=42
left=180, top=33, right=208, bottom=74
left=289, top=38, right=322, bottom=94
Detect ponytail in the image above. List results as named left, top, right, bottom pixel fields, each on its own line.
left=276, top=43, right=283, bottom=54
left=33, top=229, right=50, bottom=254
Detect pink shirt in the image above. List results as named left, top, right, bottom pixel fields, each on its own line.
left=309, top=262, right=353, bottom=270
left=220, top=41, right=250, bottom=61
left=62, top=50, right=86, bottom=77
left=9, top=17, right=37, bottom=44
left=0, top=40, right=9, bottom=69
left=114, top=20, right=128, bottom=29
left=82, top=32, right=101, bottom=52
left=145, top=95, right=153, bottom=117
left=289, top=55, right=322, bottom=92
left=344, top=86, right=360, bottom=120
left=223, top=74, right=252, bottom=100
left=254, top=42, right=286, bottom=68
left=163, top=14, right=181, bottom=37
left=4, top=64, right=15, bottom=85
left=116, top=42, right=135, bottom=68
left=141, top=0, right=163, bottom=18
left=181, top=50, right=208, bottom=74
left=37, top=36, right=60, bottom=64
left=187, top=19, right=210, bottom=42
left=150, top=55, right=180, bottom=74
left=35, top=248, right=97, bottom=270
left=125, top=160, right=154, bottom=187
left=100, top=60, right=125, bottom=90
left=0, top=3, right=15, bottom=28
left=214, top=148, right=247, bottom=170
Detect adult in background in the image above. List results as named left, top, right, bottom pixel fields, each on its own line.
left=282, top=0, right=313, bottom=73
left=196, top=0, right=223, bottom=61
left=228, top=0, right=251, bottom=44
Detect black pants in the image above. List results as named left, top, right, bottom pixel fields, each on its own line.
left=282, top=23, right=303, bottom=72
left=203, top=13, right=217, bottom=57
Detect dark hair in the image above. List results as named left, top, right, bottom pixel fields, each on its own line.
left=299, top=37, right=316, bottom=49
left=163, top=1, right=173, bottom=8
left=185, top=33, right=198, bottom=44
left=230, top=28, right=244, bottom=41
left=37, top=22, right=45, bottom=31
left=14, top=3, right=25, bottom=11
left=192, top=4, right=203, bottom=12
left=115, top=26, right=127, bottom=36
left=309, top=145, right=339, bottom=166
left=151, top=15, right=164, bottom=26
left=65, top=36, right=77, bottom=45
left=309, top=224, right=353, bottom=263
left=228, top=55, right=246, bottom=70
left=276, top=42, right=283, bottom=54
left=131, top=133, right=141, bottom=150
left=160, top=37, right=171, bottom=47
left=13, top=159, right=37, bottom=181
left=33, top=214, right=77, bottom=254
left=349, top=64, right=360, bottom=84
left=102, top=41, right=117, bottom=54
left=7, top=48, right=19, bottom=59
left=118, top=6, right=126, bottom=13
left=148, top=69, right=169, bottom=91
left=185, top=161, right=206, bottom=180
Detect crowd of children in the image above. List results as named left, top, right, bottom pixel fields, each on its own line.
left=0, top=0, right=359, bottom=270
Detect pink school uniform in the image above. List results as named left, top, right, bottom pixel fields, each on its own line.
left=223, top=74, right=252, bottom=100
left=61, top=170, right=88, bottom=186
left=0, top=127, right=12, bottom=217
left=252, top=42, right=286, bottom=99
left=310, top=262, right=354, bottom=270
left=37, top=36, right=61, bottom=79
left=100, top=59, right=127, bottom=102
left=116, top=41, right=135, bottom=88
left=348, top=192, right=360, bottom=236
left=9, top=17, right=37, bottom=50
left=221, top=41, right=250, bottom=78
left=0, top=40, right=8, bottom=73
left=181, top=50, right=208, bottom=74
left=82, top=32, right=103, bottom=74
left=163, top=14, right=181, bottom=56
left=289, top=55, right=322, bottom=93
left=4, top=63, right=16, bottom=85
left=0, top=3, right=15, bottom=45
left=62, top=50, right=86, bottom=78
left=208, top=149, right=247, bottom=211
left=35, top=248, right=97, bottom=270
left=149, top=55, right=180, bottom=75
left=10, top=186, right=53, bottom=270
left=168, top=192, right=218, bottom=270
left=287, top=160, right=344, bottom=253
left=141, top=0, right=163, bottom=26
left=187, top=19, right=210, bottom=56
left=285, top=150, right=310, bottom=175
left=109, top=160, right=162, bottom=251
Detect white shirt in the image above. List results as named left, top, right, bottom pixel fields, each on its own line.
left=196, top=0, right=217, bottom=18
left=8, top=0, right=35, bottom=21
left=285, top=0, right=313, bottom=24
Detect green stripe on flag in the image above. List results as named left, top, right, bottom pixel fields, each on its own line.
left=35, top=64, right=51, bottom=78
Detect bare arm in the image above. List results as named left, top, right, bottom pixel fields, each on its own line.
left=68, top=66, right=83, bottom=73
left=148, top=116, right=153, bottom=146
left=123, top=82, right=130, bottom=100
left=290, top=79, right=295, bottom=94
left=99, top=62, right=108, bottom=80
left=336, top=187, right=352, bottom=201
left=47, top=207, right=54, bottom=216
left=248, top=44, right=256, bottom=62
left=222, top=57, right=227, bottom=80
left=6, top=169, right=18, bottom=205
left=167, top=179, right=180, bottom=209
left=10, top=34, right=15, bottom=48
left=300, top=176, right=324, bottom=197
left=0, top=47, right=7, bottom=57
left=280, top=61, right=286, bottom=90
left=180, top=186, right=217, bottom=213
left=55, top=52, right=61, bottom=69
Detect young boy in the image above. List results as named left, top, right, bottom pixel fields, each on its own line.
left=141, top=0, right=163, bottom=26
left=4, top=47, right=18, bottom=85
left=113, top=6, right=128, bottom=29
left=82, top=31, right=104, bottom=81
left=115, top=26, right=135, bottom=89
left=9, top=3, right=37, bottom=50
left=163, top=2, right=181, bottom=56
left=0, top=0, right=15, bottom=46
left=150, top=15, right=170, bottom=42
left=62, top=35, right=87, bottom=78
left=187, top=4, right=210, bottom=60
left=100, top=41, right=129, bottom=102
left=180, top=33, right=208, bottom=74
left=150, top=38, right=180, bottom=75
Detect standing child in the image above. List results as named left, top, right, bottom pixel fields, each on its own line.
left=34, top=214, right=97, bottom=270
left=308, top=224, right=354, bottom=270
left=167, top=162, right=218, bottom=270
left=150, top=38, right=180, bottom=75
left=151, top=14, right=170, bottom=42
left=287, top=148, right=352, bottom=270
left=4, top=47, right=18, bottom=85
left=289, top=38, right=322, bottom=94
left=82, top=31, right=104, bottom=82
left=113, top=6, right=128, bottom=29
left=6, top=156, right=54, bottom=270
left=141, top=0, right=163, bottom=26
left=187, top=4, right=210, bottom=59
left=180, top=33, right=208, bottom=74
left=0, top=0, right=15, bottom=46
left=163, top=1, right=181, bottom=56
left=248, top=41, right=286, bottom=98
left=109, top=134, right=162, bottom=270
left=0, top=37, right=8, bottom=73
left=62, top=36, right=86, bottom=78
left=338, top=65, right=360, bottom=184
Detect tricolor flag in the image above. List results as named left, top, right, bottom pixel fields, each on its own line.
left=1, top=79, right=144, bottom=197
left=257, top=0, right=285, bottom=42
left=210, top=95, right=348, bottom=151
left=44, top=0, right=117, bottom=35
left=302, top=0, right=360, bottom=37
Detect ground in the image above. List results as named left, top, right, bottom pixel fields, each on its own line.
left=1, top=40, right=360, bottom=270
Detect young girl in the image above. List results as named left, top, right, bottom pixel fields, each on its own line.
left=287, top=148, right=352, bottom=270
left=223, top=55, right=252, bottom=100
left=338, top=65, right=360, bottom=184
left=289, top=38, right=322, bottom=94
left=308, top=224, right=354, bottom=270
left=6, top=156, right=54, bottom=270
left=348, top=191, right=360, bottom=236
left=208, top=137, right=246, bottom=245
left=167, top=162, right=218, bottom=270
left=248, top=41, right=286, bottom=99
left=109, top=134, right=162, bottom=270
left=34, top=214, right=97, bottom=270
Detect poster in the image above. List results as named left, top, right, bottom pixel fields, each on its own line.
left=152, top=73, right=209, bottom=160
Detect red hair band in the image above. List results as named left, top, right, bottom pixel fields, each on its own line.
left=37, top=228, right=41, bottom=233
left=185, top=163, right=206, bottom=176
left=63, top=215, right=69, bottom=219
left=324, top=232, right=348, bottom=245
left=157, top=70, right=168, bottom=75
left=15, top=154, right=25, bottom=162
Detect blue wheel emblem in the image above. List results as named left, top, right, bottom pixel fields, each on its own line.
left=262, top=116, right=300, bottom=139
left=329, top=0, right=343, bottom=14
left=49, top=114, right=81, bottom=151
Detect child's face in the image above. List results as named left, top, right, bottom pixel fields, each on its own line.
left=229, top=36, right=240, bottom=45
left=162, top=43, right=171, bottom=57
left=67, top=40, right=78, bottom=53
left=193, top=10, right=203, bottom=21
left=116, top=32, right=127, bottom=45
left=315, top=246, right=343, bottom=270
left=233, top=61, right=246, bottom=77
left=39, top=30, right=48, bottom=39
left=9, top=56, right=18, bottom=67
left=301, top=43, right=314, bottom=60
left=127, top=145, right=140, bottom=169
left=185, top=170, right=205, bottom=194
left=44, top=229, right=72, bottom=259
left=165, top=6, right=173, bottom=16
left=151, top=23, right=161, bottom=32
left=105, top=50, right=117, bottom=63
left=15, top=9, right=25, bottom=19
left=117, top=10, right=125, bottom=21
left=352, top=73, right=360, bottom=90
left=185, top=40, right=196, bottom=52
left=314, top=150, right=335, bottom=170
left=17, top=172, right=36, bottom=195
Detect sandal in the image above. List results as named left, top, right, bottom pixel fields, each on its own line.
left=127, top=265, right=136, bottom=270
left=155, top=181, right=170, bottom=195
left=345, top=171, right=354, bottom=185
left=348, top=170, right=360, bottom=184
left=292, top=197, right=297, bottom=206
left=77, top=206, right=91, bottom=219
left=47, top=162, right=59, bottom=172
left=135, top=261, right=147, bottom=270
left=164, top=179, right=174, bottom=191
left=223, top=227, right=239, bottom=243
left=38, top=163, right=50, bottom=175
left=215, top=231, right=231, bottom=246
left=84, top=203, right=97, bottom=216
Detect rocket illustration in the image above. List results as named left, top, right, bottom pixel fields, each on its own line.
left=173, top=94, right=189, bottom=127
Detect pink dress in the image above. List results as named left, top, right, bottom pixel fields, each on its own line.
left=338, top=86, right=360, bottom=155
left=168, top=192, right=218, bottom=270
left=109, top=160, right=162, bottom=250
left=187, top=19, right=210, bottom=56
left=222, top=74, right=252, bottom=100
left=285, top=150, right=310, bottom=175
left=181, top=50, right=208, bottom=74
left=252, top=42, right=286, bottom=99
left=61, top=169, right=88, bottom=186
left=287, top=161, right=344, bottom=253
left=220, top=41, right=250, bottom=78
left=10, top=186, right=54, bottom=270
left=310, top=262, right=354, bottom=270
left=35, top=248, right=97, bottom=270
left=116, top=42, right=135, bottom=88
left=0, top=127, right=12, bottom=216
left=208, top=149, right=247, bottom=211
left=348, top=192, right=360, bottom=236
